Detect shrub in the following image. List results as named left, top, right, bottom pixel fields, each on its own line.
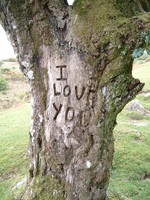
left=0, top=61, right=3, bottom=67
left=0, top=78, right=8, bottom=91
left=2, top=58, right=17, bottom=62
left=1, top=68, right=11, bottom=74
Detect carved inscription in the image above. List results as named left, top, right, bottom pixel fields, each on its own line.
left=56, top=65, right=67, bottom=81
left=53, top=103, right=62, bottom=120
left=80, top=110, right=91, bottom=127
left=52, top=65, right=96, bottom=125
left=53, top=83, right=86, bottom=98
left=75, top=86, right=86, bottom=100
left=65, top=107, right=75, bottom=121
left=53, top=84, right=61, bottom=96
left=63, top=85, right=71, bottom=97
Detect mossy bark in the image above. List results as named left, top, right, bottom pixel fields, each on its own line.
left=0, top=0, right=150, bottom=199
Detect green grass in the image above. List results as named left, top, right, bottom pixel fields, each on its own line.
left=0, top=103, right=30, bottom=200
left=108, top=119, right=150, bottom=199
left=108, top=62, right=150, bottom=199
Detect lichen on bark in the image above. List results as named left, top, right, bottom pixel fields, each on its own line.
left=24, top=174, right=65, bottom=200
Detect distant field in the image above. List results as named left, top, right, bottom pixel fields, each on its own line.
left=133, top=61, right=150, bottom=92
left=0, top=60, right=150, bottom=199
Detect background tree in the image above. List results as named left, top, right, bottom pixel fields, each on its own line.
left=0, top=0, right=150, bottom=199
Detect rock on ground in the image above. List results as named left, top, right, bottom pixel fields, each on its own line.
left=12, top=178, right=27, bottom=191
left=126, top=99, right=150, bottom=115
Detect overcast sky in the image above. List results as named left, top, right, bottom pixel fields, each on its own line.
left=0, top=25, right=15, bottom=60
left=0, top=0, right=74, bottom=61
left=68, top=0, right=74, bottom=5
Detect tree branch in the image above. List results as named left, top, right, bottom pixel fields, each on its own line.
left=136, top=0, right=145, bottom=13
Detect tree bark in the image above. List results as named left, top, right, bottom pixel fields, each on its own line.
left=0, top=0, right=150, bottom=199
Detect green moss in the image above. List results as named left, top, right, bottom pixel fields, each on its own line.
left=71, top=0, right=131, bottom=63
left=8, top=0, right=31, bottom=27
left=72, top=0, right=150, bottom=52
left=115, top=0, right=140, bottom=17
left=24, top=174, right=65, bottom=200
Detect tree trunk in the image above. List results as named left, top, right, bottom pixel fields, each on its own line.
left=0, top=0, right=150, bottom=199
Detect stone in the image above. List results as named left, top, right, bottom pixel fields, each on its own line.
left=12, top=178, right=27, bottom=191
left=144, top=92, right=150, bottom=97
left=126, top=99, right=150, bottom=115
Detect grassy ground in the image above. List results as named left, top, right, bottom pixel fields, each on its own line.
left=0, top=104, right=30, bottom=200
left=108, top=61, right=150, bottom=199
left=0, top=59, right=150, bottom=199
left=0, top=61, right=30, bottom=200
